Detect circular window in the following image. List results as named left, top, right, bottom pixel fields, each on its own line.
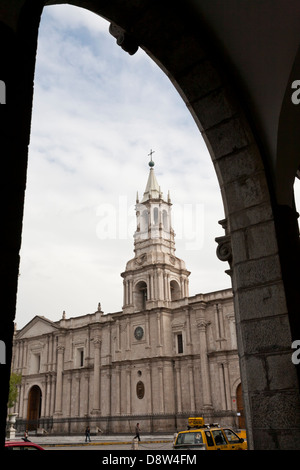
left=136, top=381, right=145, bottom=399
left=134, top=326, right=144, bottom=340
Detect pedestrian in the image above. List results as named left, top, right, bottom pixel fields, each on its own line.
left=23, top=429, right=30, bottom=442
left=85, top=426, right=91, bottom=442
left=134, top=422, right=141, bottom=441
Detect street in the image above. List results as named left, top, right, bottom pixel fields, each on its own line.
left=45, top=441, right=173, bottom=451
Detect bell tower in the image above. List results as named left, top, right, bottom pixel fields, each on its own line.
left=121, top=154, right=190, bottom=313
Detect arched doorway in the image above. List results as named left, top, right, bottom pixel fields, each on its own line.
left=27, top=385, right=42, bottom=431
left=236, top=383, right=245, bottom=429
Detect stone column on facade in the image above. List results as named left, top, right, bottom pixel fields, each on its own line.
left=84, top=372, right=90, bottom=416
left=92, top=338, right=101, bottom=413
left=126, top=366, right=131, bottom=415
left=146, top=363, right=153, bottom=414
left=115, top=366, right=121, bottom=415
left=18, top=383, right=24, bottom=418
left=116, top=320, right=121, bottom=352
left=158, top=364, right=164, bottom=413
left=67, top=376, right=72, bottom=417
left=41, top=378, right=47, bottom=418
left=184, top=307, right=192, bottom=353
left=226, top=313, right=237, bottom=349
left=158, top=269, right=164, bottom=300
left=174, top=362, right=182, bottom=413
left=129, top=279, right=133, bottom=305
left=145, top=312, right=150, bottom=348
left=54, top=345, right=64, bottom=414
left=156, top=312, right=162, bottom=350
left=197, top=318, right=213, bottom=409
left=188, top=363, right=196, bottom=412
left=74, top=373, right=81, bottom=416
left=150, top=273, right=154, bottom=300
left=126, top=318, right=130, bottom=351
left=218, top=360, right=231, bottom=410
left=123, top=280, right=126, bottom=306
left=45, top=374, right=51, bottom=417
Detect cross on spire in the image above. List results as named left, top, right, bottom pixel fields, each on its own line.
left=148, top=149, right=155, bottom=167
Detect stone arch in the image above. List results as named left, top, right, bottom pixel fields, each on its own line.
left=2, top=0, right=300, bottom=450
left=27, top=385, right=42, bottom=431
left=133, top=280, right=148, bottom=311
left=170, top=279, right=181, bottom=301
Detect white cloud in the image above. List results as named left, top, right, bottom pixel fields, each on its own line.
left=16, top=4, right=230, bottom=329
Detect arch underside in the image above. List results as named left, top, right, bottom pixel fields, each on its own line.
left=1, top=0, right=300, bottom=450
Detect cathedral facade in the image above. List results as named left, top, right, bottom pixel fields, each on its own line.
left=11, top=162, right=242, bottom=434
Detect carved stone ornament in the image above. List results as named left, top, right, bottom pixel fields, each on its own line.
left=109, top=23, right=139, bottom=55
left=135, top=253, right=147, bottom=265
left=215, top=235, right=232, bottom=263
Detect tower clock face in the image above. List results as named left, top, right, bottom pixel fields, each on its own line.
left=134, top=326, right=144, bottom=340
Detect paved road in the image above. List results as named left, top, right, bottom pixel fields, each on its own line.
left=45, top=441, right=173, bottom=451
left=22, top=434, right=175, bottom=451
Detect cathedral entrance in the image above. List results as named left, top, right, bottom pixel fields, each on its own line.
left=26, top=385, right=42, bottom=431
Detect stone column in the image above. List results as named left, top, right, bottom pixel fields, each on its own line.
left=174, top=362, right=182, bottom=413
left=92, top=338, right=101, bottom=413
left=188, top=363, right=196, bottom=412
left=126, top=366, right=131, bottom=415
left=74, top=374, right=80, bottom=416
left=54, top=345, right=64, bottom=414
left=115, top=366, right=121, bottom=415
left=158, top=365, right=164, bottom=413
left=197, top=318, right=212, bottom=409
left=146, top=363, right=153, bottom=414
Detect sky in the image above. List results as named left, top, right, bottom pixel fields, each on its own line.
left=15, top=4, right=232, bottom=329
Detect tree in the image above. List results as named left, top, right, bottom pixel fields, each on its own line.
left=7, top=373, right=22, bottom=410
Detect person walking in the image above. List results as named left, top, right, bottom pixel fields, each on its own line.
left=23, top=429, right=30, bottom=442
left=85, top=426, right=91, bottom=442
left=134, top=423, right=141, bottom=441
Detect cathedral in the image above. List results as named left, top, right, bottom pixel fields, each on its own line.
left=11, top=160, right=243, bottom=434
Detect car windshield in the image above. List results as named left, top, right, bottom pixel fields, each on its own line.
left=176, top=432, right=204, bottom=445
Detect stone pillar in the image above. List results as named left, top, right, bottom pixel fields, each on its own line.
left=115, top=367, right=121, bottom=415
left=174, top=362, right=182, bottom=413
left=54, top=345, right=64, bottom=414
left=126, top=366, right=131, bottom=414
left=146, top=363, right=153, bottom=414
left=188, top=363, right=196, bottom=412
left=197, top=318, right=212, bottom=409
left=158, top=365, right=164, bottom=413
left=92, top=338, right=101, bottom=413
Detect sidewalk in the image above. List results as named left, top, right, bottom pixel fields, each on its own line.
left=15, top=433, right=174, bottom=447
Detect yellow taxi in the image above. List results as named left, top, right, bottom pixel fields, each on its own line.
left=173, top=417, right=247, bottom=451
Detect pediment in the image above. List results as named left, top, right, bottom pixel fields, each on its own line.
left=16, top=316, right=59, bottom=339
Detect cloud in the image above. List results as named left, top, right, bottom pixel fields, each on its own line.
left=16, top=4, right=230, bottom=328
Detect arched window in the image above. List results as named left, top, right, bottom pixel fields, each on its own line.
left=170, top=280, right=181, bottom=300
left=134, top=281, right=148, bottom=310
left=141, top=210, right=149, bottom=231
left=153, top=207, right=159, bottom=225
left=163, top=210, right=169, bottom=230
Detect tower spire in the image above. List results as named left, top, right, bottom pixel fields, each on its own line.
left=121, top=153, right=190, bottom=313
left=142, top=150, right=161, bottom=202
